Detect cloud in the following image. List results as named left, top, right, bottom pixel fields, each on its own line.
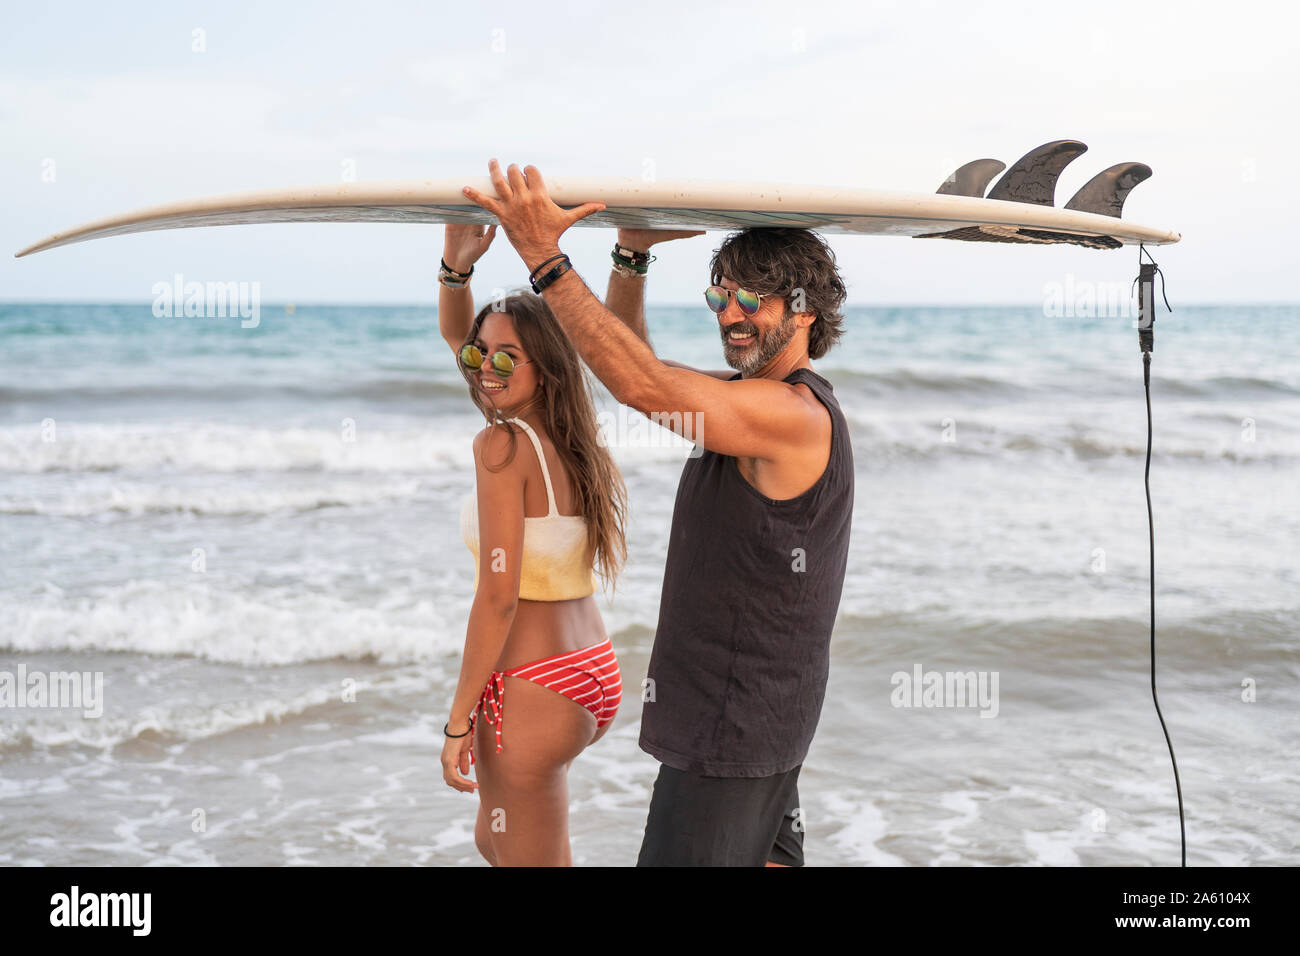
left=2, top=0, right=1296, bottom=302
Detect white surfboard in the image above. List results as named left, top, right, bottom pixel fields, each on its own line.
left=14, top=140, right=1180, bottom=257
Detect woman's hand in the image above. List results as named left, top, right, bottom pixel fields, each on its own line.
left=443, top=223, right=498, bottom=275
left=616, top=227, right=705, bottom=253
left=441, top=720, right=478, bottom=793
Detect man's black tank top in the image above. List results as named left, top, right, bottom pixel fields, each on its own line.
left=638, top=366, right=854, bottom=776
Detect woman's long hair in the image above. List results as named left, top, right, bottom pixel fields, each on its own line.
left=459, top=291, right=628, bottom=594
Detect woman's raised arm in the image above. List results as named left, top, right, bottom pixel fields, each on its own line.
left=438, top=223, right=498, bottom=353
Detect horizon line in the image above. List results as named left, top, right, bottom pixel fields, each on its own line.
left=2, top=298, right=1295, bottom=309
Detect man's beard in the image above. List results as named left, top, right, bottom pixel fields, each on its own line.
left=723, top=309, right=798, bottom=375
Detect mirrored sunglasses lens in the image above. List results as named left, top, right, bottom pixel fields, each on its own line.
left=736, top=289, right=761, bottom=314
left=489, top=352, right=515, bottom=376
left=704, top=287, right=728, bottom=313
left=460, top=344, right=483, bottom=369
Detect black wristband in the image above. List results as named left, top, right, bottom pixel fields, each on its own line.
left=527, top=253, right=567, bottom=282
left=444, top=719, right=473, bottom=738
left=530, top=256, right=572, bottom=293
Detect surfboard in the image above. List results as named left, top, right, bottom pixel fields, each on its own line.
left=14, top=140, right=1180, bottom=257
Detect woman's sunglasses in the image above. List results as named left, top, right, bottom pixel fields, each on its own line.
left=704, top=285, right=770, bottom=317
left=459, top=343, right=532, bottom=378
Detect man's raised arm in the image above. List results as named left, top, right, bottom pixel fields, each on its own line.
left=602, top=228, right=734, bottom=380
left=602, top=228, right=701, bottom=348
left=462, top=161, right=819, bottom=461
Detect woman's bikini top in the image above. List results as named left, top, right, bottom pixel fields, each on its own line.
left=460, top=417, right=598, bottom=601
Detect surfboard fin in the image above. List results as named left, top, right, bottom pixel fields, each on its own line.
left=936, top=159, right=1006, bottom=197
left=986, top=140, right=1088, bottom=206
left=919, top=139, right=1130, bottom=248
left=1064, top=162, right=1153, bottom=218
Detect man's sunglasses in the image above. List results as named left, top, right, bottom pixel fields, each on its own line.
left=459, top=343, right=532, bottom=378
left=704, top=285, right=771, bottom=317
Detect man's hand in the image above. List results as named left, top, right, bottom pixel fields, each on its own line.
left=462, top=159, right=605, bottom=272
left=616, top=227, right=705, bottom=253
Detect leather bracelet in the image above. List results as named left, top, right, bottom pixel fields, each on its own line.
left=612, top=245, right=654, bottom=276
left=613, top=243, right=653, bottom=265
left=444, top=718, right=473, bottom=738
left=528, top=253, right=568, bottom=283
left=531, top=256, right=572, bottom=294
left=440, top=258, right=473, bottom=280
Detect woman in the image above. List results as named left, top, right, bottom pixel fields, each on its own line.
left=437, top=223, right=628, bottom=866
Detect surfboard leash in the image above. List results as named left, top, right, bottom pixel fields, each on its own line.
left=1134, top=243, right=1185, bottom=866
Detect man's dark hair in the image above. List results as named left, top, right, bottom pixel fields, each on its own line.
left=709, top=228, right=847, bottom=359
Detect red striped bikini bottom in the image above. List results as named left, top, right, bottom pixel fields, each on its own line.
left=469, top=637, right=621, bottom=765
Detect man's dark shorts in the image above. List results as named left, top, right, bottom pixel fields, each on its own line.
left=636, top=763, right=804, bottom=867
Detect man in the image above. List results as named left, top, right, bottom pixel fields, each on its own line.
left=464, top=160, right=854, bottom=866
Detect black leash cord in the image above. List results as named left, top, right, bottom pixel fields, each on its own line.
left=1137, top=246, right=1186, bottom=864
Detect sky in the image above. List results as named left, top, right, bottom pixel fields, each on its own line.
left=1, top=0, right=1296, bottom=305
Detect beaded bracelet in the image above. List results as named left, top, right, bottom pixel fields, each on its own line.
left=611, top=259, right=646, bottom=279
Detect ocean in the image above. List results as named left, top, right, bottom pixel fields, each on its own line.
left=1, top=300, right=1296, bottom=866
